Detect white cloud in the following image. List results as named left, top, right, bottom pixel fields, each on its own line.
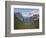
left=22, top=10, right=39, bottom=17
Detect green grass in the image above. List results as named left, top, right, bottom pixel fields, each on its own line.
left=14, top=20, right=39, bottom=29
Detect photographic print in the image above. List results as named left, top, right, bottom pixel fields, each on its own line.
left=14, top=8, right=39, bottom=29
left=5, top=1, right=45, bottom=37
left=11, top=5, right=43, bottom=33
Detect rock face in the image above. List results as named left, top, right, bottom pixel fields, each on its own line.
left=14, top=12, right=39, bottom=23
left=14, top=12, right=39, bottom=29
left=14, top=13, right=23, bottom=22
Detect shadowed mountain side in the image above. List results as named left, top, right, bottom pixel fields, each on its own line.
left=14, top=12, right=39, bottom=29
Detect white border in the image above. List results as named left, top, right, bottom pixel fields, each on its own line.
left=11, top=5, right=42, bottom=34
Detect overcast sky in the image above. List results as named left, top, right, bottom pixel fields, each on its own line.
left=14, top=8, right=39, bottom=14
